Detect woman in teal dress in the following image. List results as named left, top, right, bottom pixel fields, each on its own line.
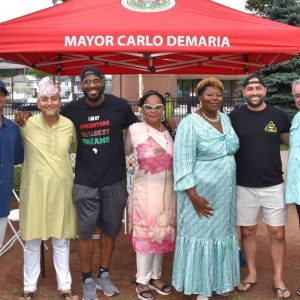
left=172, top=77, right=240, bottom=299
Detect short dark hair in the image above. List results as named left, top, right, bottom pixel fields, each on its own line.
left=80, top=66, right=102, bottom=81
left=243, top=74, right=266, bottom=88
left=138, top=90, right=165, bottom=107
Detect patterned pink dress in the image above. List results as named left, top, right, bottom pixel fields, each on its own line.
left=125, top=122, right=176, bottom=254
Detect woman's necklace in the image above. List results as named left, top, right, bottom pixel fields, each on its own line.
left=200, top=110, right=220, bottom=123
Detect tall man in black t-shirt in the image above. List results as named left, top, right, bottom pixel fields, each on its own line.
left=61, top=67, right=138, bottom=300
left=229, top=74, right=291, bottom=299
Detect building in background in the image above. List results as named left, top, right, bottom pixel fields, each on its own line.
left=0, top=61, right=241, bottom=115
left=112, top=74, right=243, bottom=112
left=0, top=61, right=112, bottom=103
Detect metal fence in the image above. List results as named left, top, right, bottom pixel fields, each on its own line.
left=8, top=96, right=235, bottom=191
left=4, top=96, right=235, bottom=121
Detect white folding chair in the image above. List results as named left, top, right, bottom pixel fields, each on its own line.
left=0, top=189, right=25, bottom=256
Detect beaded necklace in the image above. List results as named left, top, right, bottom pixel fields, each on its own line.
left=200, top=110, right=220, bottom=123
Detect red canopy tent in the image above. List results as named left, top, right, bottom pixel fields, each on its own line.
left=0, top=0, right=299, bottom=75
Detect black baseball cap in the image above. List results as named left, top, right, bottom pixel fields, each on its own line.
left=0, top=80, right=8, bottom=95
left=243, top=74, right=266, bottom=88
left=80, top=66, right=102, bottom=81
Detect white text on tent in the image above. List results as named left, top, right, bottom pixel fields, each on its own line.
left=65, top=35, right=231, bottom=48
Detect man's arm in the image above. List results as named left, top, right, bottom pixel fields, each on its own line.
left=280, top=132, right=289, bottom=147
left=70, top=125, right=77, bottom=153
left=124, top=129, right=133, bottom=156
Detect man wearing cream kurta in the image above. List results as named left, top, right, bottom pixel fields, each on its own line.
left=19, top=77, right=78, bottom=300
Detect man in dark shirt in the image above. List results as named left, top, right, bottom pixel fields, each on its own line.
left=230, top=74, right=290, bottom=299
left=60, top=67, right=138, bottom=299
left=0, top=80, right=23, bottom=249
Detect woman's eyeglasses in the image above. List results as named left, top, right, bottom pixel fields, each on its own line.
left=142, top=104, right=164, bottom=111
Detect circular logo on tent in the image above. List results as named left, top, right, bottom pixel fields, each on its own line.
left=121, top=0, right=176, bottom=12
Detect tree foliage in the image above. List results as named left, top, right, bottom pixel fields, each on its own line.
left=245, top=0, right=274, bottom=16
left=246, top=0, right=300, bottom=16
left=29, top=68, right=51, bottom=79
left=244, top=0, right=300, bottom=119
left=265, top=0, right=300, bottom=24
left=0, top=69, right=18, bottom=77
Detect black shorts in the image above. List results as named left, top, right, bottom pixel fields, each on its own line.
left=73, top=180, right=128, bottom=238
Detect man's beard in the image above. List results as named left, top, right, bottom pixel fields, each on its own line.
left=246, top=97, right=264, bottom=108
left=83, top=86, right=105, bottom=102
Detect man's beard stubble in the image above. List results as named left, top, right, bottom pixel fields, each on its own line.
left=246, top=97, right=264, bottom=109
left=83, top=86, right=105, bottom=103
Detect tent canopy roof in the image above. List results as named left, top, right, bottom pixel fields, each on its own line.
left=0, top=0, right=299, bottom=75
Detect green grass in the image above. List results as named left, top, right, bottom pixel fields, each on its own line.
left=280, top=144, right=288, bottom=151
left=13, top=165, right=22, bottom=191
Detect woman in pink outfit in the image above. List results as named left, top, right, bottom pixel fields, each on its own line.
left=124, top=90, right=176, bottom=300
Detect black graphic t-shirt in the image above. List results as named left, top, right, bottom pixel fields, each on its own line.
left=229, top=104, right=290, bottom=187
left=61, top=94, right=138, bottom=187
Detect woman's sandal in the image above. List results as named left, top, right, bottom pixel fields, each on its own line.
left=59, top=291, right=79, bottom=300
left=149, top=278, right=173, bottom=296
left=135, top=282, right=154, bottom=300
left=18, top=292, right=34, bottom=300
left=273, top=286, right=291, bottom=299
